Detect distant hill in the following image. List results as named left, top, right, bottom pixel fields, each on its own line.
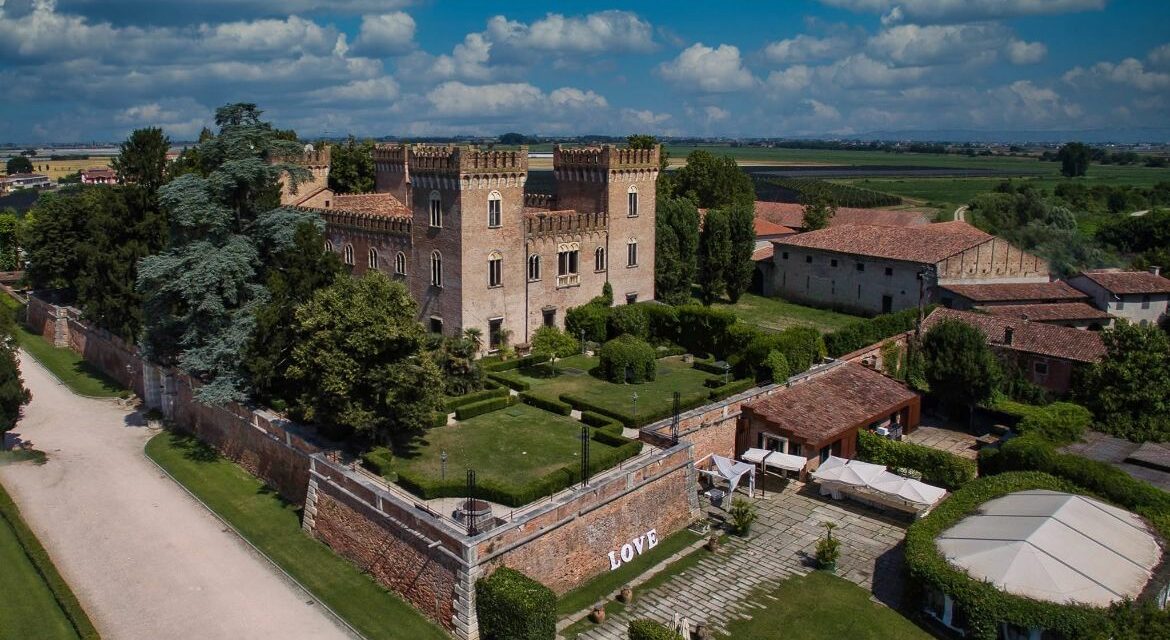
left=844, top=128, right=1170, bottom=145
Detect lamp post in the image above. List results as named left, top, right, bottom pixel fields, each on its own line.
left=580, top=328, right=586, bottom=354
left=632, top=392, right=639, bottom=425
left=440, top=450, right=448, bottom=481
left=723, top=362, right=730, bottom=385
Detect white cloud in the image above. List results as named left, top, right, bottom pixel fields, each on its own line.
left=821, top=0, right=1107, bottom=24
left=819, top=54, right=927, bottom=88
left=705, top=106, right=730, bottom=122
left=1064, top=58, right=1170, bottom=91
left=307, top=77, right=399, bottom=103
left=428, top=33, right=498, bottom=81
left=353, top=12, right=415, bottom=56
left=424, top=81, right=604, bottom=118
left=867, top=23, right=1010, bottom=66
left=621, top=109, right=672, bottom=126
left=658, top=43, right=756, bottom=93
left=484, top=11, right=654, bottom=54
left=1148, top=43, right=1170, bottom=68
left=197, top=15, right=339, bottom=57
left=762, top=34, right=853, bottom=64
left=1007, top=40, right=1047, bottom=64
left=765, top=65, right=813, bottom=94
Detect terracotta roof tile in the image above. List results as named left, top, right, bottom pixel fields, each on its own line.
left=754, top=218, right=797, bottom=238
left=773, top=221, right=991, bottom=264
left=939, top=281, right=1088, bottom=304
left=331, top=192, right=410, bottom=217
left=1077, top=270, right=1170, bottom=295
left=754, top=201, right=930, bottom=229
left=922, top=308, right=1105, bottom=363
left=982, top=302, right=1112, bottom=322
left=744, top=362, right=918, bottom=446
left=752, top=244, right=774, bottom=262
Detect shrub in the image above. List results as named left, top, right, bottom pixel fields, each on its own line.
left=476, top=568, right=556, bottom=640
left=728, top=497, right=757, bottom=536
left=487, top=372, right=530, bottom=392
left=628, top=618, right=683, bottom=640
left=566, top=302, right=610, bottom=344
left=765, top=350, right=790, bottom=383
left=1017, top=402, right=1092, bottom=444
left=640, top=303, right=680, bottom=345
left=531, top=325, right=579, bottom=362
left=815, top=522, right=841, bottom=569
left=771, top=326, right=825, bottom=375
left=677, top=304, right=737, bottom=356
left=455, top=396, right=513, bottom=421
left=444, top=387, right=510, bottom=412
left=856, top=430, right=976, bottom=491
left=824, top=307, right=924, bottom=357
left=608, top=304, right=649, bottom=340
left=708, top=377, right=756, bottom=401
left=581, top=411, right=623, bottom=434
left=598, top=335, right=657, bottom=384
left=693, top=359, right=727, bottom=375
left=485, top=353, right=551, bottom=372
left=519, top=392, right=572, bottom=416
left=431, top=411, right=449, bottom=428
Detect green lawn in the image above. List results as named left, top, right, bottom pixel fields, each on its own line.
left=712, top=293, right=863, bottom=334
left=720, top=571, right=933, bottom=640
left=145, top=431, right=448, bottom=640
left=0, top=481, right=95, bottom=640
left=495, top=355, right=714, bottom=424
left=389, top=402, right=613, bottom=490
left=14, top=323, right=125, bottom=398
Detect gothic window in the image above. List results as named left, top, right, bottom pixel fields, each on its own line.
left=488, top=251, right=503, bottom=288
left=627, top=239, right=638, bottom=267
left=488, top=191, right=502, bottom=228
left=394, top=251, right=406, bottom=275
left=343, top=244, right=354, bottom=266
left=429, top=191, right=442, bottom=228
left=528, top=254, right=541, bottom=281
left=431, top=250, right=443, bottom=287
left=368, top=247, right=379, bottom=270
left=324, top=240, right=333, bottom=252
left=595, top=247, right=606, bottom=271
left=627, top=185, right=638, bottom=217
left=558, top=248, right=579, bottom=276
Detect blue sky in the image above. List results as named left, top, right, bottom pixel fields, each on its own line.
left=1, top=0, right=1168, bottom=142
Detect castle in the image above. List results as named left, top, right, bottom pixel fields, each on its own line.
left=281, top=143, right=660, bottom=350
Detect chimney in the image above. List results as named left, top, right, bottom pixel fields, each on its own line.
left=1004, top=327, right=1014, bottom=345
left=1150, top=266, right=1162, bottom=277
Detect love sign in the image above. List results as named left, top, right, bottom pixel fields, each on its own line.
left=607, top=529, right=659, bottom=571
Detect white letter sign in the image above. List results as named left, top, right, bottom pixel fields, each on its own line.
left=607, top=528, right=661, bottom=571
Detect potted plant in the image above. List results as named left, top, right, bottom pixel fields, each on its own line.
left=728, top=497, right=757, bottom=537
left=618, top=584, right=634, bottom=604
left=590, top=601, right=606, bottom=623
left=706, top=534, right=720, bottom=552
left=815, top=522, right=841, bottom=571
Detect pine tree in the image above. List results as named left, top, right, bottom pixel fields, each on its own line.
left=697, top=208, right=732, bottom=305
left=112, top=127, right=170, bottom=192
left=724, top=203, right=756, bottom=303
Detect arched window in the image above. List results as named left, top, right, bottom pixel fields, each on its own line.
left=367, top=247, right=379, bottom=270
left=595, top=247, right=606, bottom=272
left=324, top=240, right=333, bottom=252
left=627, top=185, right=638, bottom=218
left=487, top=190, right=502, bottom=228
left=528, top=254, right=541, bottom=281
left=488, top=251, right=503, bottom=287
left=429, top=191, right=442, bottom=228
left=343, top=244, right=355, bottom=266
left=430, top=251, right=443, bottom=287
left=394, top=251, right=406, bottom=275
left=626, top=238, right=638, bottom=267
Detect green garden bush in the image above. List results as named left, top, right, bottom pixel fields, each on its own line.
left=444, top=387, right=509, bottom=413
left=476, top=568, right=556, bottom=640
left=856, top=429, right=976, bottom=491
left=628, top=618, right=683, bottom=640
left=566, top=302, right=610, bottom=344
left=518, top=392, right=572, bottom=416
left=580, top=410, right=623, bottom=434
left=709, top=377, right=757, bottom=401
left=824, top=307, right=924, bottom=357
left=485, top=353, right=551, bottom=372
left=431, top=411, right=450, bottom=428
left=486, top=372, right=530, bottom=392
left=991, top=398, right=1092, bottom=445
left=640, top=303, right=680, bottom=345
left=598, top=335, right=657, bottom=383
left=677, top=304, right=737, bottom=357
left=454, top=396, right=513, bottom=421
left=608, top=304, right=649, bottom=340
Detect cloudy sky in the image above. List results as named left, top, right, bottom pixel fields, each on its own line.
left=1, top=0, right=1168, bottom=142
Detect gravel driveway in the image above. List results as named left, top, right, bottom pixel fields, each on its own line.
left=0, top=353, right=352, bottom=640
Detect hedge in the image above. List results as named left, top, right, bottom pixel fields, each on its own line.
left=444, top=387, right=510, bottom=412
left=485, top=353, right=551, bottom=372
left=476, top=567, right=556, bottom=640
left=824, top=307, right=925, bottom=357
left=677, top=304, right=738, bottom=357
left=518, top=392, right=572, bottom=416
left=580, top=410, right=623, bottom=435
left=708, top=377, right=757, bottom=401
left=598, top=335, right=657, bottom=384
left=904, top=472, right=1110, bottom=640
left=487, top=372, right=530, bottom=392
left=608, top=304, right=649, bottom=340
left=641, top=303, right=680, bottom=345
left=989, top=398, right=1092, bottom=445
left=693, top=359, right=727, bottom=375
left=628, top=618, right=683, bottom=640
left=566, top=302, right=610, bottom=344
left=431, top=411, right=450, bottom=428
left=0, top=481, right=100, bottom=640
left=561, top=389, right=711, bottom=429
left=455, top=395, right=514, bottom=421
left=856, top=429, right=976, bottom=491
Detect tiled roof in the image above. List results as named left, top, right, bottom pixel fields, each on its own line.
left=745, top=362, right=918, bottom=446
left=982, top=302, right=1112, bottom=322
left=332, top=192, right=410, bottom=217
left=773, top=221, right=991, bottom=264
left=754, top=201, right=930, bottom=229
left=922, top=308, right=1106, bottom=363
left=939, top=281, right=1088, bottom=304
left=752, top=243, right=774, bottom=262
left=81, top=168, right=116, bottom=178
left=1076, top=270, right=1170, bottom=295
left=754, top=218, right=797, bottom=238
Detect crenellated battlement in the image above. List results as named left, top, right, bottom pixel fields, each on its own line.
left=553, top=144, right=659, bottom=171
left=402, top=144, right=529, bottom=175
left=295, top=206, right=412, bottom=236
left=524, top=210, right=608, bottom=238
left=275, top=145, right=331, bottom=167
left=373, top=144, right=407, bottom=164
left=523, top=193, right=558, bottom=210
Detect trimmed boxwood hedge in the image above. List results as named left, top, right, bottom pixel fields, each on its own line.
left=856, top=429, right=976, bottom=491
left=431, top=411, right=449, bottom=428
left=444, top=387, right=510, bottom=412
left=580, top=411, right=623, bottom=435
left=824, top=307, right=925, bottom=357
left=518, top=392, right=572, bottom=416
left=693, top=359, right=727, bottom=375
left=598, top=334, right=657, bottom=383
left=487, top=372, right=530, bottom=392
left=454, top=395, right=514, bottom=421
left=476, top=567, right=556, bottom=640
left=990, top=398, right=1093, bottom=445
left=628, top=618, right=683, bottom=640
left=560, top=389, right=711, bottom=429
left=485, top=353, right=551, bottom=372
left=708, top=377, right=756, bottom=401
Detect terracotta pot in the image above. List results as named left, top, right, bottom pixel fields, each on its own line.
left=695, top=622, right=715, bottom=640
left=618, top=585, right=633, bottom=604
left=590, top=604, right=606, bottom=624
left=706, top=535, right=720, bottom=552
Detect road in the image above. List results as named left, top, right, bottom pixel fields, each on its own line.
left=953, top=204, right=968, bottom=222
left=0, top=353, right=351, bottom=640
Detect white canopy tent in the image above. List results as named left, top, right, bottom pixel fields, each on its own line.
left=698, top=454, right=756, bottom=497
left=741, top=447, right=806, bottom=473
left=811, top=455, right=947, bottom=516
left=868, top=471, right=947, bottom=507
left=811, top=456, right=886, bottom=488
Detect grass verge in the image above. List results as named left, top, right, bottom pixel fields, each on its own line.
left=711, top=292, right=863, bottom=334
left=0, top=479, right=99, bottom=640
left=145, top=430, right=448, bottom=640
left=719, top=571, right=932, bottom=640
left=14, top=324, right=125, bottom=398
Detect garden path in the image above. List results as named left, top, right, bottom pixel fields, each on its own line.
left=569, top=482, right=908, bottom=639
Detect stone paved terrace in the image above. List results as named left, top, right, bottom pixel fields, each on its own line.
left=569, top=481, right=909, bottom=640
left=904, top=424, right=980, bottom=460
left=1063, top=431, right=1170, bottom=491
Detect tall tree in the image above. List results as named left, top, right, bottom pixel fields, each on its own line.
left=724, top=203, right=756, bottom=303
left=1077, top=323, right=1170, bottom=442
left=0, top=307, right=30, bottom=448
left=286, top=272, right=442, bottom=446
left=137, top=103, right=317, bottom=403
left=0, top=209, right=19, bottom=271
left=22, top=191, right=90, bottom=291
left=922, top=319, right=1002, bottom=416
left=1057, top=142, right=1090, bottom=178
left=672, top=150, right=755, bottom=209
left=327, top=135, right=376, bottom=194
left=5, top=156, right=32, bottom=175
left=654, top=196, right=700, bottom=304
left=697, top=208, right=732, bottom=305
left=111, top=127, right=170, bottom=192
left=801, top=194, right=836, bottom=231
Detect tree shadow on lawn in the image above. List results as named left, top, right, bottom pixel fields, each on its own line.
left=70, top=359, right=125, bottom=395
left=169, top=431, right=219, bottom=463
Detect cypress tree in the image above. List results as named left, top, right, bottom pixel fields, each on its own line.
left=697, top=208, right=732, bottom=305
